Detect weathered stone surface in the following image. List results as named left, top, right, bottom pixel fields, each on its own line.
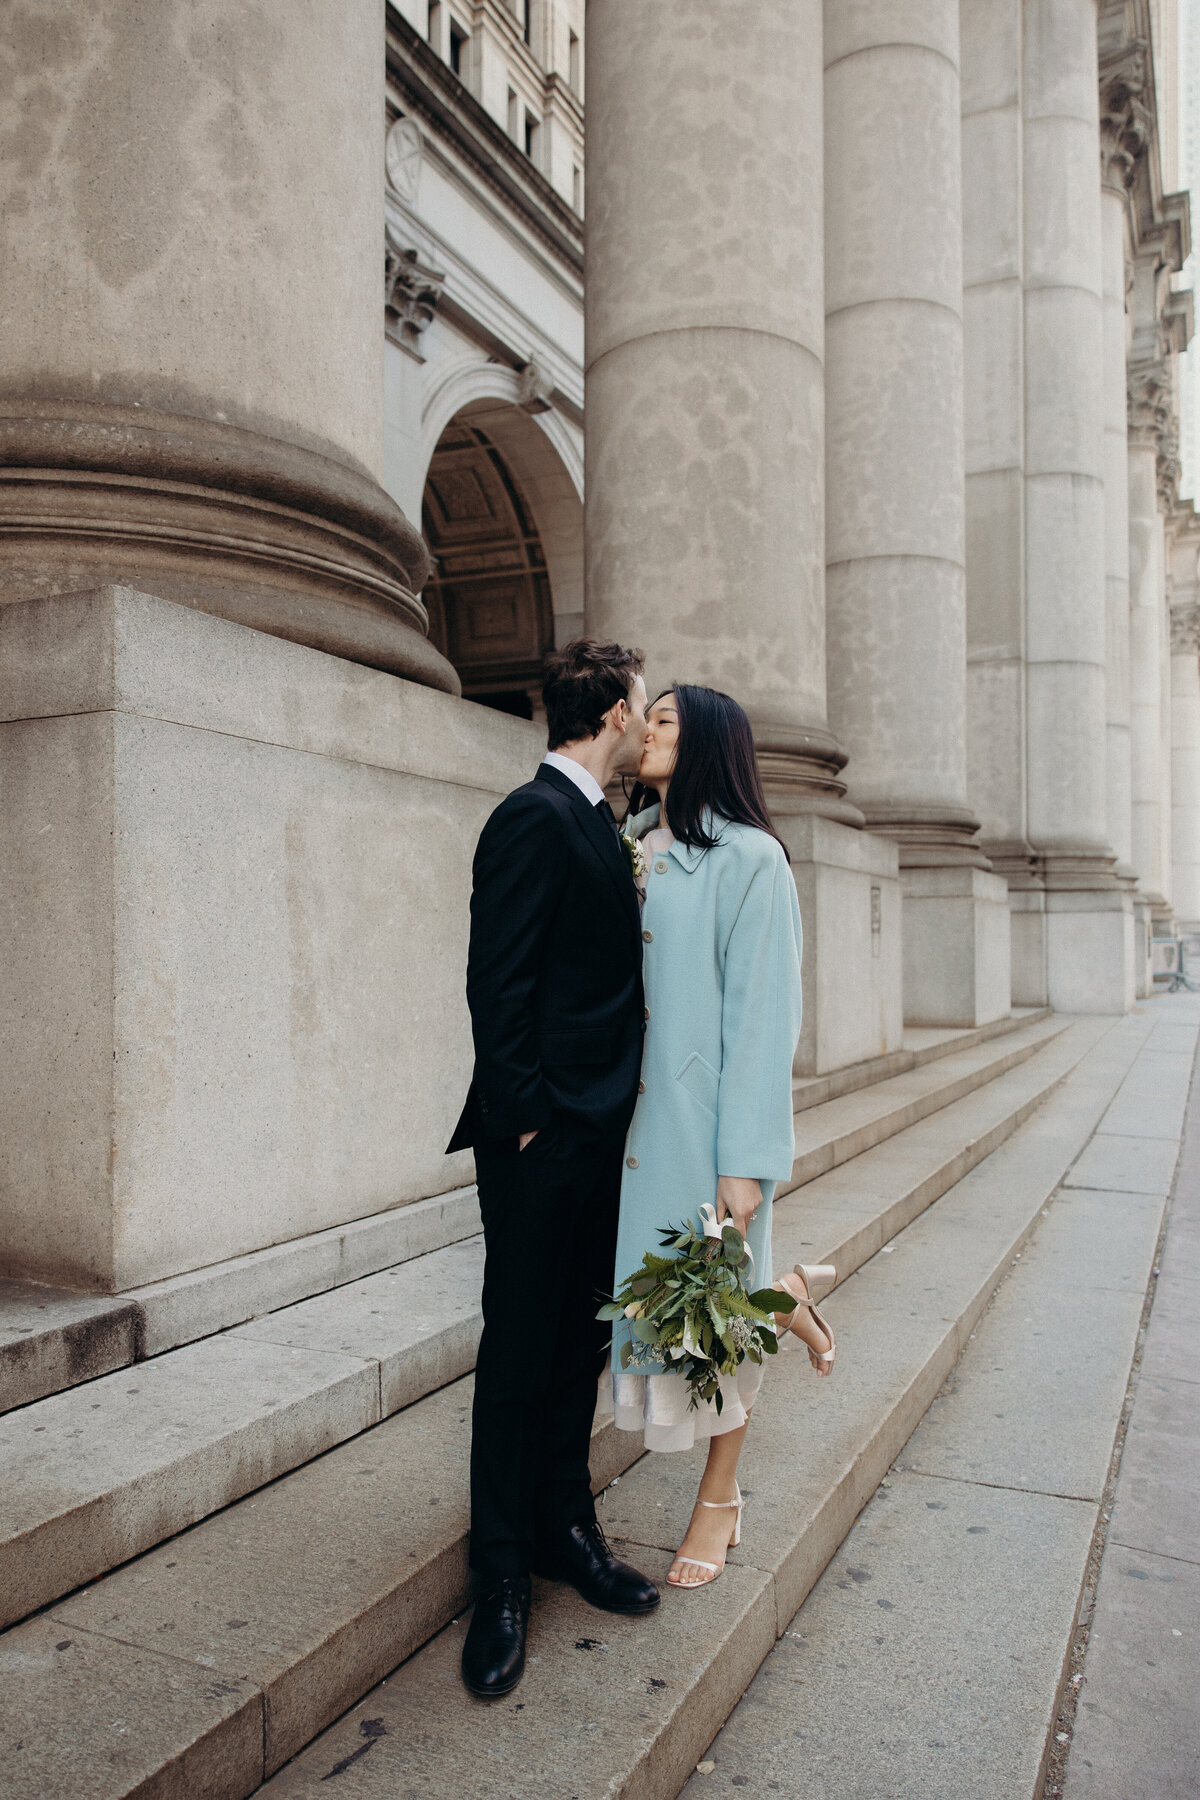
left=55, top=1377, right=643, bottom=1777
left=898, top=1186, right=1164, bottom=1501
left=681, top=1474, right=1094, bottom=1800
left=128, top=1184, right=482, bottom=1358
left=1107, top=1370, right=1200, bottom=1566
left=0, top=1334, right=377, bottom=1630
left=257, top=1552, right=775, bottom=1800
left=1065, top=1548, right=1200, bottom=1800
left=231, top=1236, right=486, bottom=1416
left=0, top=588, right=539, bottom=1294
left=0, top=1282, right=136, bottom=1414
left=1063, top=1130, right=1182, bottom=1195
left=0, top=1616, right=262, bottom=1800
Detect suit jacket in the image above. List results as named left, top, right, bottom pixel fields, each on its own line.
left=446, top=763, right=645, bottom=1151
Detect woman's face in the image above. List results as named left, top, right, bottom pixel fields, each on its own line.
left=638, top=692, right=680, bottom=786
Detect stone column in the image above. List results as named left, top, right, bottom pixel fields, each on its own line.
left=1098, top=83, right=1136, bottom=886
left=1170, top=526, right=1200, bottom=928
left=583, top=0, right=902, bottom=1074
left=1021, top=0, right=1132, bottom=1012
left=824, top=0, right=1009, bottom=1027
left=0, top=0, right=454, bottom=692
left=1127, top=364, right=1170, bottom=931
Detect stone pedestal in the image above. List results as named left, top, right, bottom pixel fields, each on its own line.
left=776, top=816, right=903, bottom=1075
left=1171, top=627, right=1200, bottom=930
left=824, top=1, right=1009, bottom=1028
left=901, top=868, right=1013, bottom=1029
left=0, top=588, right=535, bottom=1292
left=0, top=0, right=454, bottom=692
left=1006, top=887, right=1136, bottom=1013
left=1128, top=434, right=1169, bottom=910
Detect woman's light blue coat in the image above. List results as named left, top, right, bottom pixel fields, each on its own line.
left=610, top=807, right=804, bottom=1377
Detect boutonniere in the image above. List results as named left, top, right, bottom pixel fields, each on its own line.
left=620, top=829, right=648, bottom=882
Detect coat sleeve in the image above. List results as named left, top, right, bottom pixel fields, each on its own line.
left=715, top=842, right=804, bottom=1181
left=464, top=790, right=567, bottom=1140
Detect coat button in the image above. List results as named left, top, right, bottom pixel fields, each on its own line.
left=643, top=1006, right=650, bottom=1021
left=626, top=1155, right=639, bottom=1168
left=638, top=1080, right=646, bottom=1094
left=654, top=860, right=668, bottom=873
left=642, top=929, right=653, bottom=942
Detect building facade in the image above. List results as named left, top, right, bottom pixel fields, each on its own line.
left=0, top=0, right=1196, bottom=1302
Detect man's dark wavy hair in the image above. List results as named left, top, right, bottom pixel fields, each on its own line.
left=625, top=683, right=786, bottom=855
left=543, top=639, right=645, bottom=750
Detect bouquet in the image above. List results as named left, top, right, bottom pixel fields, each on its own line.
left=598, top=1207, right=794, bottom=1414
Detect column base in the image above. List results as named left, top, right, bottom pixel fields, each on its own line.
left=0, top=585, right=530, bottom=1291
left=1133, top=898, right=1155, bottom=998
left=1007, top=888, right=1135, bottom=1014
left=771, top=812, right=903, bottom=1076
left=900, top=866, right=1012, bottom=1028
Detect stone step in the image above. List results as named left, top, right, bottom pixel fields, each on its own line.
left=790, top=1003, right=1052, bottom=1114
left=784, top=1010, right=1067, bottom=1192
left=238, top=1011, right=1159, bottom=1800
left=0, top=1013, right=1054, bottom=1423
left=0, top=1011, right=1160, bottom=1799
left=0, top=1183, right=484, bottom=1416
left=0, top=1014, right=1076, bottom=1632
left=0, top=1014, right=1057, bottom=1425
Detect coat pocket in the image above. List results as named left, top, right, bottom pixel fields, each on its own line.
left=674, top=1051, right=720, bottom=1116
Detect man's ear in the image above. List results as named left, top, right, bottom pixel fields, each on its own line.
left=612, top=697, right=628, bottom=734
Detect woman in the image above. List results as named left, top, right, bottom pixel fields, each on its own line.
left=609, top=685, right=836, bottom=1589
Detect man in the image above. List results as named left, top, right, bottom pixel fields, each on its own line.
left=447, top=639, right=659, bottom=1700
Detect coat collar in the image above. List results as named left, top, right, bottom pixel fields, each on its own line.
left=626, top=801, right=715, bottom=873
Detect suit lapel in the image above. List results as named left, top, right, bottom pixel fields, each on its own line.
left=535, top=764, right=640, bottom=934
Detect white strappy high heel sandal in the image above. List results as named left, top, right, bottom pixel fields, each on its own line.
left=773, top=1263, right=837, bottom=1376
left=667, top=1483, right=743, bottom=1589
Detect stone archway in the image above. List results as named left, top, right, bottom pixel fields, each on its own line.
left=421, top=402, right=581, bottom=718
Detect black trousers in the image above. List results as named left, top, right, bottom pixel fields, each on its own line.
left=469, top=1121, right=623, bottom=1579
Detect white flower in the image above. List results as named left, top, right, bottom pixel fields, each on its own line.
left=624, top=1301, right=642, bottom=1319
left=620, top=831, right=648, bottom=882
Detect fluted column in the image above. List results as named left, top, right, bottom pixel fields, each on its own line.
left=583, top=0, right=854, bottom=821
left=824, top=0, right=1009, bottom=1026
left=0, top=0, right=455, bottom=691
left=1021, top=0, right=1132, bottom=1011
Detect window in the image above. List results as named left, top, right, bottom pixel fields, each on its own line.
left=568, top=29, right=580, bottom=92
left=524, top=111, right=541, bottom=167
left=572, top=164, right=582, bottom=213
left=523, top=0, right=533, bottom=46
left=448, top=18, right=467, bottom=76
left=507, top=86, right=519, bottom=139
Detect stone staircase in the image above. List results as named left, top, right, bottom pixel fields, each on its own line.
left=1, top=1006, right=1158, bottom=1799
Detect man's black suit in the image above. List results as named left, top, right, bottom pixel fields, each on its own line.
left=448, top=762, right=644, bottom=1579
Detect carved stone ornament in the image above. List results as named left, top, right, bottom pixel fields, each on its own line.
left=1170, top=600, right=1200, bottom=656
left=1158, top=419, right=1182, bottom=510
left=386, top=116, right=424, bottom=200
left=384, top=228, right=446, bottom=340
left=1128, top=358, right=1171, bottom=448
left=1099, top=39, right=1150, bottom=190
left=516, top=358, right=555, bottom=415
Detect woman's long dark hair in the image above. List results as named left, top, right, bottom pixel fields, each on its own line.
left=625, top=684, right=786, bottom=854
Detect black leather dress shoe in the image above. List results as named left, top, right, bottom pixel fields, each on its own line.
left=534, top=1520, right=660, bottom=1615
left=461, top=1575, right=532, bottom=1699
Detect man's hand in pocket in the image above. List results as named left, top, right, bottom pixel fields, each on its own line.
left=518, top=1130, right=540, bottom=1151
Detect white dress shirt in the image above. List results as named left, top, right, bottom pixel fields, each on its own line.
left=541, top=750, right=607, bottom=809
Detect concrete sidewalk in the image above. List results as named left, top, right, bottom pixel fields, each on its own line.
left=680, top=994, right=1199, bottom=1800
left=1062, top=1001, right=1200, bottom=1800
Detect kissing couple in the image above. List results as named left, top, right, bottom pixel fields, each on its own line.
left=447, top=640, right=835, bottom=1700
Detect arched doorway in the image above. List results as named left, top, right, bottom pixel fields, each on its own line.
left=422, top=415, right=555, bottom=719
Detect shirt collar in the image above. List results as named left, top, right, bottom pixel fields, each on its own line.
left=542, top=751, right=607, bottom=809
left=627, top=799, right=713, bottom=872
